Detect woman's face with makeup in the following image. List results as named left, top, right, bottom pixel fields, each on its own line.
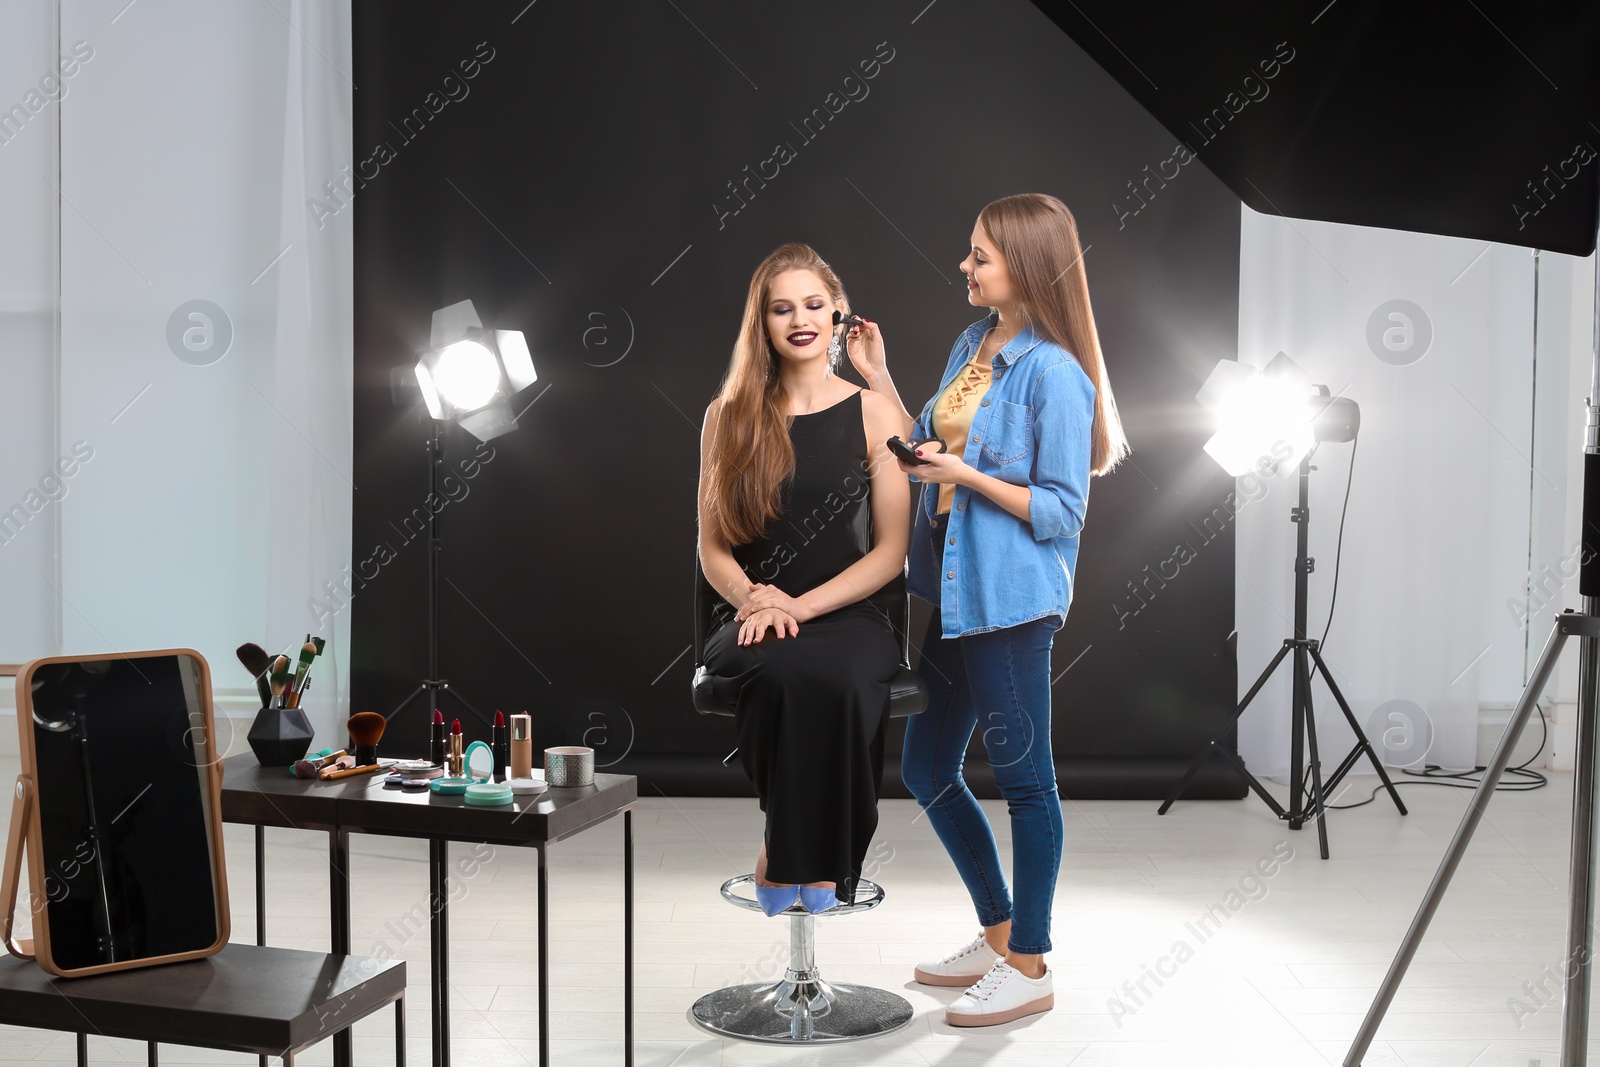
left=765, top=269, right=839, bottom=364
left=959, top=224, right=1015, bottom=307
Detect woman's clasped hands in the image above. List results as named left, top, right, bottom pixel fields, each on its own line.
left=735, top=582, right=807, bottom=645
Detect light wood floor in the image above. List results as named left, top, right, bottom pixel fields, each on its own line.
left=0, top=758, right=1590, bottom=1065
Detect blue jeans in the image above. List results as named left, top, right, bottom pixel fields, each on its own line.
left=901, top=515, right=1064, bottom=954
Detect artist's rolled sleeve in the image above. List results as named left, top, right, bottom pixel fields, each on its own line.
left=1027, top=357, right=1096, bottom=542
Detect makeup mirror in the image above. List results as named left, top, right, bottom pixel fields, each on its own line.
left=2, top=649, right=230, bottom=977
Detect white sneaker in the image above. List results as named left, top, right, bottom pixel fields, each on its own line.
left=944, top=960, right=1054, bottom=1027
left=912, top=932, right=1003, bottom=987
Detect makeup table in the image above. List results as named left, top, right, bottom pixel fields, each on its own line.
left=219, top=752, right=636, bottom=1067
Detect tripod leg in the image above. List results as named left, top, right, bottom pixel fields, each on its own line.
left=1289, top=642, right=1307, bottom=831
left=1343, top=615, right=1573, bottom=1066
left=1310, top=643, right=1409, bottom=816
left=386, top=682, right=431, bottom=722
left=1159, top=641, right=1294, bottom=814
left=1298, top=648, right=1330, bottom=860
left=1561, top=622, right=1600, bottom=1066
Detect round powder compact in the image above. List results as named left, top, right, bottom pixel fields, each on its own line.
left=507, top=777, right=547, bottom=795
left=464, top=781, right=514, bottom=806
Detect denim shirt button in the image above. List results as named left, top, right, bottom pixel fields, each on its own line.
left=946, top=571, right=955, bottom=579
left=948, top=537, right=955, bottom=545
left=955, top=503, right=964, bottom=510
left=971, top=434, right=980, bottom=442
left=981, top=399, right=989, bottom=407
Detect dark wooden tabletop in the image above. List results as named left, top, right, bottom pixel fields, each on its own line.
left=0, top=943, right=403, bottom=1056
left=219, top=753, right=637, bottom=844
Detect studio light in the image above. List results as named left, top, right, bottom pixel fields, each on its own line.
left=414, top=299, right=537, bottom=442
left=1196, top=352, right=1360, bottom=478
left=388, top=298, right=540, bottom=734
left=1163, top=350, right=1394, bottom=860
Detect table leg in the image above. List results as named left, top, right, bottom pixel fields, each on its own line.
left=330, top=828, right=352, bottom=1067
left=538, top=841, right=549, bottom=1067
left=148, top=1041, right=158, bottom=1065
left=624, top=809, right=633, bottom=1067
left=430, top=839, right=450, bottom=1067
left=256, top=824, right=266, bottom=944
left=395, top=992, right=406, bottom=1067
left=258, top=824, right=267, bottom=1067
left=76, top=1032, right=86, bottom=1067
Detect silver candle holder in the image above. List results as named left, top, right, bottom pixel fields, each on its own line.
left=543, top=745, right=594, bottom=787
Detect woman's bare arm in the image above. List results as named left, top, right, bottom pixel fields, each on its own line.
left=850, top=319, right=917, bottom=440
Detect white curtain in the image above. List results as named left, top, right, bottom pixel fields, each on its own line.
left=52, top=0, right=353, bottom=745
left=264, top=0, right=355, bottom=744
left=1235, top=205, right=1535, bottom=781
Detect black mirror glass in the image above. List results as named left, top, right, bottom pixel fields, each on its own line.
left=27, top=652, right=220, bottom=970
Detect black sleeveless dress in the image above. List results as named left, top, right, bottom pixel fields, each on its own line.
left=702, top=389, right=905, bottom=903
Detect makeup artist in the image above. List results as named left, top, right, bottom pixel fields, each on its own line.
left=848, top=192, right=1130, bottom=1027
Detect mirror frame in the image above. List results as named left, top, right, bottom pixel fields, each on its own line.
left=3, top=647, right=231, bottom=977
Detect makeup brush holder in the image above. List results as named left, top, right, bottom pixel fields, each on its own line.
left=247, top=705, right=315, bottom=766
left=544, top=746, right=594, bottom=788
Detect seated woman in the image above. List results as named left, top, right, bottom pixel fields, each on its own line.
left=697, top=242, right=911, bottom=916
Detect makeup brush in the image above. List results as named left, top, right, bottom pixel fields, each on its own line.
left=285, top=636, right=318, bottom=709
left=347, top=711, right=386, bottom=767
left=292, top=749, right=347, bottom=779
left=237, top=642, right=273, bottom=707
left=269, top=656, right=293, bottom=708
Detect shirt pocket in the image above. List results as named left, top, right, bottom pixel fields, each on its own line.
left=979, top=399, right=1033, bottom=467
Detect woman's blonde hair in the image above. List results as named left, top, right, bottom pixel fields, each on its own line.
left=977, top=193, right=1130, bottom=475
left=705, top=242, right=850, bottom=545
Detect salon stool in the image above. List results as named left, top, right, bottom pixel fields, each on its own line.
left=688, top=553, right=928, bottom=1042
left=692, top=874, right=912, bottom=1042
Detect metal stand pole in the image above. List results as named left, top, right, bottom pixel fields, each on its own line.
left=1347, top=225, right=1600, bottom=1063
left=1342, top=612, right=1595, bottom=1062
left=386, top=423, right=492, bottom=730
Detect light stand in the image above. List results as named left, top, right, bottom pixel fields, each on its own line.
left=1160, top=441, right=1407, bottom=858
left=384, top=417, right=492, bottom=730
left=1344, top=223, right=1600, bottom=1064
left=385, top=298, right=537, bottom=733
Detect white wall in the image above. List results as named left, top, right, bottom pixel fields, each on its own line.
left=1236, top=205, right=1595, bottom=780
left=0, top=1, right=354, bottom=750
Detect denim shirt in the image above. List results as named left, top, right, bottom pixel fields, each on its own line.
left=906, top=312, right=1096, bottom=638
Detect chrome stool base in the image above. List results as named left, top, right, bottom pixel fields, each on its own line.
left=691, top=976, right=914, bottom=1043
left=690, top=875, right=914, bottom=1044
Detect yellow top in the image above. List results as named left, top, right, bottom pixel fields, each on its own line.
left=930, top=356, right=993, bottom=514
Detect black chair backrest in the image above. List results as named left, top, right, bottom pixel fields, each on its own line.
left=693, top=551, right=912, bottom=671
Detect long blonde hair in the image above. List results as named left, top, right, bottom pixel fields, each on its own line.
left=705, top=242, right=850, bottom=546
left=977, top=193, right=1130, bottom=475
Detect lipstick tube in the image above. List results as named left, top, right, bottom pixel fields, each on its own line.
left=491, top=711, right=509, bottom=783
left=428, top=710, right=447, bottom=767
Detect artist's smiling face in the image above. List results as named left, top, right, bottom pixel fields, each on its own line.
left=765, top=269, right=839, bottom=364
left=959, top=224, right=1015, bottom=308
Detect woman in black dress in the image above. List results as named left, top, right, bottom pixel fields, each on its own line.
left=698, top=242, right=910, bottom=914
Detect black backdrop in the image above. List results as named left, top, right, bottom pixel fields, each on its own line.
left=350, top=0, right=1247, bottom=799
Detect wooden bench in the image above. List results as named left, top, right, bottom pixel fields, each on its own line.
left=0, top=942, right=404, bottom=1065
